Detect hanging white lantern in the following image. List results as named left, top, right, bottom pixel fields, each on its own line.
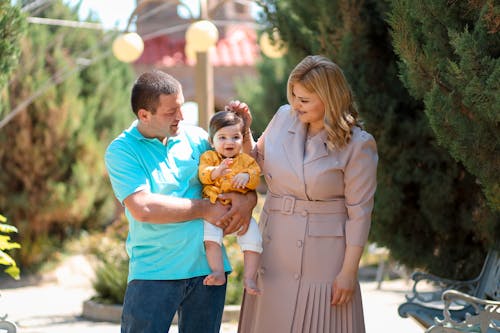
left=185, top=20, right=219, bottom=52
left=112, top=32, right=144, bottom=63
left=259, top=30, right=287, bottom=59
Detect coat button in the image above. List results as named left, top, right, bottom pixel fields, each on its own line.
left=259, top=267, right=266, bottom=275
left=296, top=240, right=303, bottom=248
left=294, top=273, right=300, bottom=280
left=301, top=210, right=308, bottom=217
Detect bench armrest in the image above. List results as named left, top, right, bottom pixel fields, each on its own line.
left=426, top=290, right=500, bottom=333
left=406, top=271, right=480, bottom=303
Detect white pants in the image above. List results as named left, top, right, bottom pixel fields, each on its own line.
left=204, top=217, right=263, bottom=253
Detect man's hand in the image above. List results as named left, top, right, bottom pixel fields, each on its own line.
left=203, top=200, right=231, bottom=225
left=218, top=191, right=257, bottom=235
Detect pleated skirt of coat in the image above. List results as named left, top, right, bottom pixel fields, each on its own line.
left=238, top=208, right=366, bottom=333
left=239, top=282, right=365, bottom=333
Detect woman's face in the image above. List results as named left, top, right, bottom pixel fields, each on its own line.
left=291, top=82, right=325, bottom=129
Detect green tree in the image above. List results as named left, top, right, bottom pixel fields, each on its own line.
left=0, top=1, right=26, bottom=111
left=388, top=0, right=499, bottom=211
left=0, top=0, right=135, bottom=270
left=255, top=0, right=499, bottom=278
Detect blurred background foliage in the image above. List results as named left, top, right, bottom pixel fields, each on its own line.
left=0, top=0, right=26, bottom=95
left=0, top=1, right=134, bottom=272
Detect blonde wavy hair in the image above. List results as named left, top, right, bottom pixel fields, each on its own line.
left=287, top=55, right=359, bottom=150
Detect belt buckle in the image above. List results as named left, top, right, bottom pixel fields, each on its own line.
left=281, top=195, right=295, bottom=215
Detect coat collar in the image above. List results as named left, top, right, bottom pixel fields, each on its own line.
left=283, top=112, right=329, bottom=166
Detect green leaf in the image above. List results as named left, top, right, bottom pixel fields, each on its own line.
left=4, top=265, right=20, bottom=280
left=0, top=251, right=16, bottom=266
left=0, top=223, right=18, bottom=233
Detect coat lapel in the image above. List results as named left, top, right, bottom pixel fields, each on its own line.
left=304, top=130, right=329, bottom=164
left=282, top=115, right=306, bottom=188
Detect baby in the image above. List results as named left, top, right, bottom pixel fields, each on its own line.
left=199, top=110, right=262, bottom=295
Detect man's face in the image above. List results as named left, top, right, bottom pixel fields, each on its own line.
left=141, top=92, right=185, bottom=141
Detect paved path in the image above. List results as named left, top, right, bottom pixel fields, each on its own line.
left=0, top=255, right=423, bottom=333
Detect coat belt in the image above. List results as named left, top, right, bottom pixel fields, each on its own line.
left=265, top=192, right=346, bottom=215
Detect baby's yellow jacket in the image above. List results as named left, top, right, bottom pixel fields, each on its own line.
left=198, top=150, right=261, bottom=204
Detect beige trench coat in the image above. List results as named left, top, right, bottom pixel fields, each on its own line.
left=238, top=105, right=378, bottom=333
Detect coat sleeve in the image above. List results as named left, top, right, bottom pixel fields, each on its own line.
left=344, top=131, right=378, bottom=246
left=198, top=150, right=218, bottom=185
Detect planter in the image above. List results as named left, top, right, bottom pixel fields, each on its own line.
left=82, top=300, right=122, bottom=323
left=82, top=300, right=240, bottom=324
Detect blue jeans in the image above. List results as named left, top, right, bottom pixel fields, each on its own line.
left=121, top=276, right=226, bottom=333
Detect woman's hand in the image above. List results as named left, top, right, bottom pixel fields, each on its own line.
left=331, top=270, right=357, bottom=306
left=331, top=245, right=363, bottom=306
left=226, top=100, right=252, bottom=130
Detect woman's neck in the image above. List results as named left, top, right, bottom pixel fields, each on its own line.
left=307, top=123, right=324, bottom=137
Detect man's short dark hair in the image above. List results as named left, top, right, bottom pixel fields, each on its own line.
left=131, top=70, right=181, bottom=116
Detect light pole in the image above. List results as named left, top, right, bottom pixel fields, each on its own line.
left=185, top=19, right=218, bottom=130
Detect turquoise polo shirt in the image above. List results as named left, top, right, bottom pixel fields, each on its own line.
left=105, top=120, right=231, bottom=282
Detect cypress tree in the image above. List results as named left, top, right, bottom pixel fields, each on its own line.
left=0, top=1, right=135, bottom=269
left=0, top=1, right=26, bottom=110
left=255, top=0, right=499, bottom=277
left=388, top=0, right=499, bottom=211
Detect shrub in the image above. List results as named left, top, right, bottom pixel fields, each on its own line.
left=88, top=215, right=128, bottom=305
left=0, top=214, right=20, bottom=280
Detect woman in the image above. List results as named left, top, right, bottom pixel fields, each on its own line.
left=232, top=55, right=378, bottom=333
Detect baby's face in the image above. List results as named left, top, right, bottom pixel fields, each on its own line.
left=212, top=124, right=243, bottom=158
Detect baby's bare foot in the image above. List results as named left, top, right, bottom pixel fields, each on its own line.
left=203, top=272, right=226, bottom=286
left=244, top=278, right=262, bottom=296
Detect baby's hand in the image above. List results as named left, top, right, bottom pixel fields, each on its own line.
left=212, top=158, right=233, bottom=180
left=232, top=173, right=250, bottom=189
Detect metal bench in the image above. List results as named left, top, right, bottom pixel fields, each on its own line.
left=398, top=247, right=500, bottom=332
left=0, top=315, right=17, bottom=333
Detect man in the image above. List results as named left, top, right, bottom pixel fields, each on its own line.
left=105, top=70, right=256, bottom=333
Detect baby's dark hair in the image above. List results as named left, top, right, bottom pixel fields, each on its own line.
left=208, top=110, right=244, bottom=141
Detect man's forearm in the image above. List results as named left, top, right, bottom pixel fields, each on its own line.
left=124, top=191, right=212, bottom=224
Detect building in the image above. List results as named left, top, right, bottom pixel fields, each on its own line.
left=133, top=0, right=260, bottom=125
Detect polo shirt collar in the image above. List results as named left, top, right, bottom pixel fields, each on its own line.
left=125, top=120, right=184, bottom=144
